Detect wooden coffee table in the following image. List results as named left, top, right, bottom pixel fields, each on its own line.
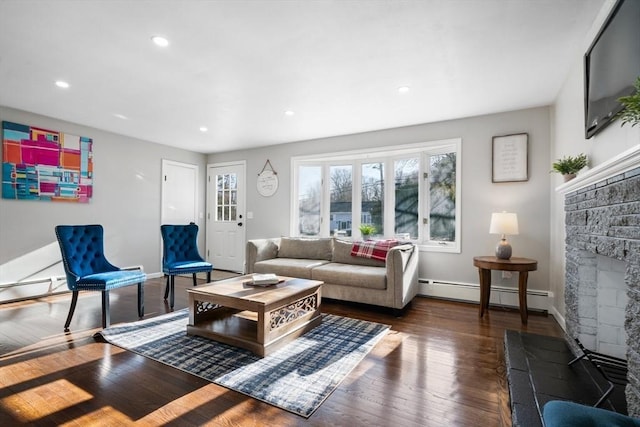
left=186, top=275, right=323, bottom=357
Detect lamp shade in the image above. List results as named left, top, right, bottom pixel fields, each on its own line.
left=489, top=212, right=519, bottom=235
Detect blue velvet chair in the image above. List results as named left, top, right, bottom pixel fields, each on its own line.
left=161, top=223, right=213, bottom=309
left=55, top=224, right=146, bottom=331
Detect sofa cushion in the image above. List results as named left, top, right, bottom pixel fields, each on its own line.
left=311, top=263, right=387, bottom=290
left=333, top=239, right=386, bottom=267
left=277, top=237, right=333, bottom=261
left=253, top=258, right=330, bottom=279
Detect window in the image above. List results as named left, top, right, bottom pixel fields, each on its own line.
left=329, top=165, right=352, bottom=236
left=361, top=162, right=384, bottom=236
left=297, top=165, right=321, bottom=236
left=428, top=152, right=457, bottom=243
left=394, top=157, right=420, bottom=239
left=291, top=138, right=461, bottom=252
left=216, top=173, right=237, bottom=221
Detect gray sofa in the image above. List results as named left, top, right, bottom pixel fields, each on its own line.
left=245, top=237, right=419, bottom=311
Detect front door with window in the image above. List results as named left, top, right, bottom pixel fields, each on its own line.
left=206, top=162, right=246, bottom=272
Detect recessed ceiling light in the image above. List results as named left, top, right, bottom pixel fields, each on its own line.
left=151, top=35, right=169, bottom=47
left=55, top=81, right=70, bottom=89
left=284, top=110, right=295, bottom=116
left=398, top=86, right=410, bottom=93
left=199, top=126, right=208, bottom=132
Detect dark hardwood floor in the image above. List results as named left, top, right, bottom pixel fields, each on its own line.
left=0, top=274, right=565, bottom=426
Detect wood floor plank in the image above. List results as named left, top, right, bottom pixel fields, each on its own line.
left=0, top=275, right=565, bottom=426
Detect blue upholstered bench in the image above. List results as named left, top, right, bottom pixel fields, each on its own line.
left=543, top=401, right=640, bottom=427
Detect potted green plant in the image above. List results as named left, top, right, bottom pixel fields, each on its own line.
left=617, top=76, right=640, bottom=127
left=359, top=224, right=376, bottom=239
left=551, top=153, right=588, bottom=182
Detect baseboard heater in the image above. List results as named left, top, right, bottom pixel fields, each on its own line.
left=418, top=279, right=550, bottom=312
left=0, top=265, right=144, bottom=304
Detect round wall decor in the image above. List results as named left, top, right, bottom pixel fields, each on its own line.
left=257, top=161, right=278, bottom=197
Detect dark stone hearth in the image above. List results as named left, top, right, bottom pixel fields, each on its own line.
left=504, top=330, right=628, bottom=426
left=564, top=166, right=640, bottom=416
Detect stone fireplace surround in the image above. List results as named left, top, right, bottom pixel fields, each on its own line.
left=559, top=146, right=640, bottom=417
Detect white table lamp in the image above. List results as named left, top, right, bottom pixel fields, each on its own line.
left=489, top=212, right=519, bottom=259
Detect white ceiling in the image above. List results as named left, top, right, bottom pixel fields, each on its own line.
left=0, top=0, right=606, bottom=154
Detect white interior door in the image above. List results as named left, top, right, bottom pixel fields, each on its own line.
left=207, top=161, right=246, bottom=272
left=161, top=160, right=198, bottom=224
left=161, top=160, right=199, bottom=263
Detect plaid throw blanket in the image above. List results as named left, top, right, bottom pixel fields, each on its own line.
left=350, top=239, right=399, bottom=262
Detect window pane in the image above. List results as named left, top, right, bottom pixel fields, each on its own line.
left=361, top=162, right=384, bottom=236
left=429, top=153, right=456, bottom=241
left=215, top=172, right=239, bottom=223
left=298, top=166, right=322, bottom=236
left=394, top=158, right=419, bottom=239
left=330, top=165, right=352, bottom=237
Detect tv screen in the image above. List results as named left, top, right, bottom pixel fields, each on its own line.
left=584, top=0, right=640, bottom=139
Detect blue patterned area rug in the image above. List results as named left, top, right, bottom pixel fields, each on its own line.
left=98, top=309, right=389, bottom=418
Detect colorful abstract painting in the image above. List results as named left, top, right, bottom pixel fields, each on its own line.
left=2, top=121, right=93, bottom=202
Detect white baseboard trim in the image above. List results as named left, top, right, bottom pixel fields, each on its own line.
left=147, top=272, right=219, bottom=279
left=548, top=304, right=567, bottom=332
left=419, top=279, right=550, bottom=312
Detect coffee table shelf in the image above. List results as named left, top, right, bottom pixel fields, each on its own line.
left=188, top=308, right=258, bottom=342
left=187, top=275, right=323, bottom=357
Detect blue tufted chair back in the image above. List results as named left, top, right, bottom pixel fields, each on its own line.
left=161, top=223, right=205, bottom=266
left=55, top=224, right=118, bottom=290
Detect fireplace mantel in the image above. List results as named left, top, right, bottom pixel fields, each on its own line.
left=556, top=145, right=640, bottom=195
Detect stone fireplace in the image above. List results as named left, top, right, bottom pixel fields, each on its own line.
left=561, top=146, right=640, bottom=417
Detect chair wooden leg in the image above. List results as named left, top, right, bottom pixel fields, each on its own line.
left=164, top=275, right=170, bottom=300
left=101, top=290, right=110, bottom=329
left=192, top=273, right=197, bottom=287
left=64, top=291, right=79, bottom=332
left=207, top=271, right=211, bottom=283
left=169, top=275, right=175, bottom=309
left=137, top=282, right=144, bottom=318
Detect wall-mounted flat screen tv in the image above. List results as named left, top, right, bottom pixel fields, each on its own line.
left=584, top=0, right=640, bottom=139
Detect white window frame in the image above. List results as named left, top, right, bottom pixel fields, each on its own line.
left=290, top=138, right=461, bottom=253
left=421, top=146, right=462, bottom=253
left=293, top=163, right=323, bottom=236
left=327, top=162, right=356, bottom=237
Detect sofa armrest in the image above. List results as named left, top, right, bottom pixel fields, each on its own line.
left=245, top=238, right=280, bottom=274
left=386, top=244, right=419, bottom=309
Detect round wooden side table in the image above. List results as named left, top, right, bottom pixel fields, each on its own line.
left=473, top=256, right=538, bottom=324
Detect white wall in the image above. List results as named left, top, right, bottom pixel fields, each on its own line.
left=550, top=0, right=640, bottom=322
left=0, top=107, right=208, bottom=299
left=210, top=107, right=551, bottom=293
